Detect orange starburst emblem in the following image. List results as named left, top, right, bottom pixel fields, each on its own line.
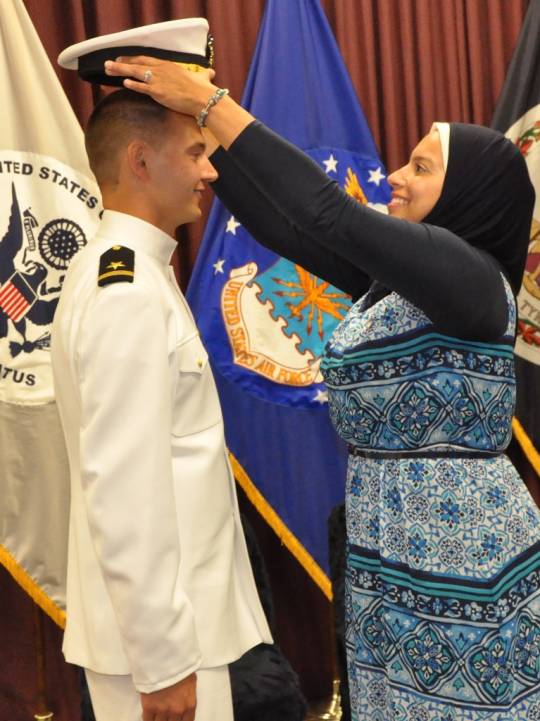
left=344, top=167, right=368, bottom=205
left=273, top=266, right=350, bottom=340
left=268, top=167, right=368, bottom=342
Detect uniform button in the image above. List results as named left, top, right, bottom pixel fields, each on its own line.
left=197, top=359, right=204, bottom=368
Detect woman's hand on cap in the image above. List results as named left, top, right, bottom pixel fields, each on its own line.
left=104, top=55, right=217, bottom=117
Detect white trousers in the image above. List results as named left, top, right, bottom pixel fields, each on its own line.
left=85, top=666, right=233, bottom=721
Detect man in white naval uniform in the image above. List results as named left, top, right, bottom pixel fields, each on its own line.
left=51, top=86, right=271, bottom=721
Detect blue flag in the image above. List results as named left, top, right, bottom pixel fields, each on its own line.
left=187, top=0, right=390, bottom=596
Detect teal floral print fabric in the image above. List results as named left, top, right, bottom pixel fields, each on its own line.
left=322, top=278, right=540, bottom=720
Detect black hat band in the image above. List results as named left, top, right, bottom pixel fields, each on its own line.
left=78, top=45, right=210, bottom=86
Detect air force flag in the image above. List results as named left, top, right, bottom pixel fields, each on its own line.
left=187, top=0, right=390, bottom=595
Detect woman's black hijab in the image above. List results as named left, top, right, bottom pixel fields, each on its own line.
left=423, top=122, right=535, bottom=294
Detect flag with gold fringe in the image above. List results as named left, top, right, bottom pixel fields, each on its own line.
left=492, top=0, right=540, bottom=481
left=187, top=0, right=390, bottom=597
left=0, top=0, right=101, bottom=626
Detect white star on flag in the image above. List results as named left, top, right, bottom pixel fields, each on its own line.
left=213, top=259, right=226, bottom=275
left=314, top=388, right=328, bottom=404
left=226, top=215, right=241, bottom=235
left=322, top=154, right=338, bottom=173
left=368, top=167, right=385, bottom=186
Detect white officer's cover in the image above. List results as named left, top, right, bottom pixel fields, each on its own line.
left=58, top=17, right=209, bottom=69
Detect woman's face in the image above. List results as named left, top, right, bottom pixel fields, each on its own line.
left=387, top=128, right=445, bottom=222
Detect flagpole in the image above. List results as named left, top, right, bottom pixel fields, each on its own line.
left=316, top=678, right=343, bottom=720
left=307, top=678, right=343, bottom=721
left=32, top=603, right=54, bottom=721
left=304, top=604, right=343, bottom=720
left=316, top=604, right=343, bottom=720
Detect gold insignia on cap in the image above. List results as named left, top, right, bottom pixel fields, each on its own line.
left=207, top=34, right=215, bottom=68
left=176, top=62, right=205, bottom=73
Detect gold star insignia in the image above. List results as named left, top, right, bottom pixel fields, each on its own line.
left=107, top=261, right=125, bottom=270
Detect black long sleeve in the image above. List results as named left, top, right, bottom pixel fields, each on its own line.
left=225, top=121, right=509, bottom=341
left=210, top=146, right=371, bottom=300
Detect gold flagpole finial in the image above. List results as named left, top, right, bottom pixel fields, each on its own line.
left=307, top=679, right=342, bottom=720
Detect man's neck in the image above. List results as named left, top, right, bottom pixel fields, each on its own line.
left=101, top=192, right=176, bottom=239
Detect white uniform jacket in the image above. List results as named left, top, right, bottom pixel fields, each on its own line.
left=51, top=210, right=272, bottom=693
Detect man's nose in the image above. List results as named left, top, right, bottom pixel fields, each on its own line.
left=201, top=156, right=218, bottom=183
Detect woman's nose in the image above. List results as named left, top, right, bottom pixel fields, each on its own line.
left=388, top=165, right=406, bottom=188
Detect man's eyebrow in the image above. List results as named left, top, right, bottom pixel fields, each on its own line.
left=187, top=141, right=206, bottom=153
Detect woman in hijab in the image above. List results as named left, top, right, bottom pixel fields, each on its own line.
left=106, top=58, right=538, bottom=719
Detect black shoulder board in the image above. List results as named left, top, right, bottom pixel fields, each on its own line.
left=98, top=245, right=135, bottom=287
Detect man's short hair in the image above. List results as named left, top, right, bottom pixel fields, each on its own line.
left=85, top=89, right=170, bottom=187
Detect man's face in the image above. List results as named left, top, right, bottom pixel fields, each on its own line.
left=145, top=112, right=217, bottom=230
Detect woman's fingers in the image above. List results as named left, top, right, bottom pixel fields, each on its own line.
left=104, top=59, right=149, bottom=80
left=102, top=59, right=159, bottom=96
left=103, top=57, right=216, bottom=115
left=114, top=54, right=162, bottom=66
left=104, top=58, right=214, bottom=84
left=122, top=78, right=153, bottom=94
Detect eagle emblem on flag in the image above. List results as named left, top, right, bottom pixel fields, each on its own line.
left=508, top=108, right=540, bottom=363
left=0, top=183, right=86, bottom=359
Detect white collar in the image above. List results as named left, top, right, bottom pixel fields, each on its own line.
left=97, top=210, right=177, bottom=266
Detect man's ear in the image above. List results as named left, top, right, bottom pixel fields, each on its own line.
left=125, top=140, right=151, bottom=182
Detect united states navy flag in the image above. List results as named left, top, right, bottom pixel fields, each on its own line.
left=0, top=0, right=100, bottom=625
left=187, top=0, right=390, bottom=596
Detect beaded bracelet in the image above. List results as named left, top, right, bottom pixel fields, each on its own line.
left=196, top=87, right=229, bottom=128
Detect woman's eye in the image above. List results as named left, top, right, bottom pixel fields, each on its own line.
left=415, top=163, right=426, bottom=173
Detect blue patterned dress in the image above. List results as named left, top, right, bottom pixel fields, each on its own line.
left=321, top=278, right=540, bottom=720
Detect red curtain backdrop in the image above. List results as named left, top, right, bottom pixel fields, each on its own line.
left=324, top=0, right=529, bottom=170
left=5, top=1, right=529, bottom=718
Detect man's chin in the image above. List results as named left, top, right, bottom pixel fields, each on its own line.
left=190, top=206, right=202, bottom=221
left=179, top=208, right=202, bottom=226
